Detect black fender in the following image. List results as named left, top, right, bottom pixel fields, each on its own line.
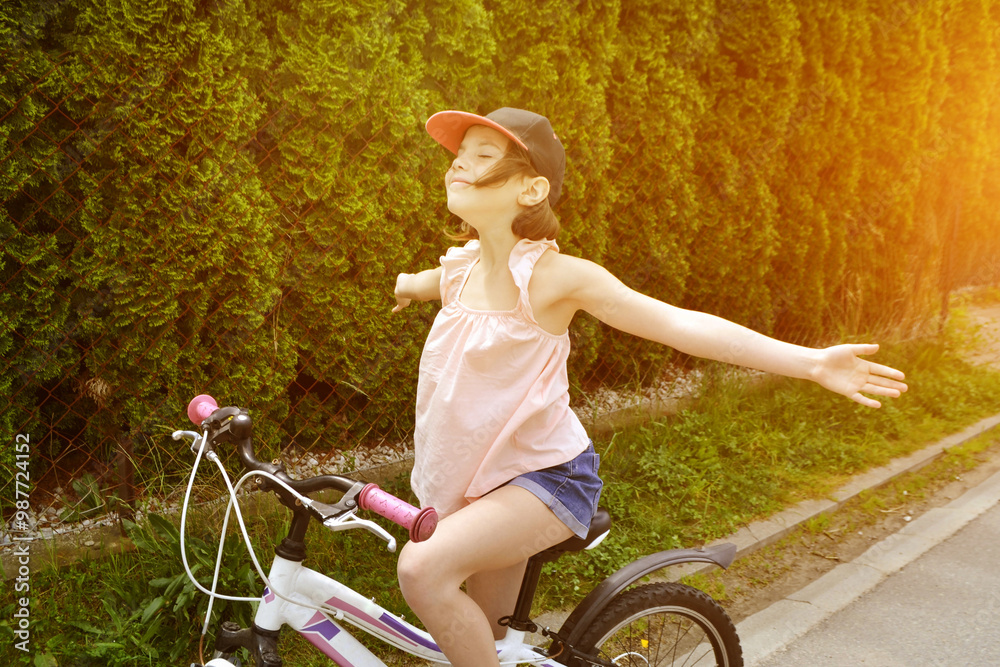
left=556, top=542, right=738, bottom=646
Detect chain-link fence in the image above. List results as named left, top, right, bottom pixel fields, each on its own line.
left=4, top=30, right=998, bottom=544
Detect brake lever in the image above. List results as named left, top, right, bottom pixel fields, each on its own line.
left=172, top=430, right=216, bottom=460
left=323, top=512, right=398, bottom=553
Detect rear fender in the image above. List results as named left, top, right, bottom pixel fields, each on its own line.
left=557, top=542, right=737, bottom=646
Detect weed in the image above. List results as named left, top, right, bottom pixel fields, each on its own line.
left=58, top=472, right=120, bottom=522
left=803, top=513, right=832, bottom=534
left=681, top=572, right=729, bottom=601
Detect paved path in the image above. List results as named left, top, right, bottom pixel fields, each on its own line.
left=739, top=465, right=1000, bottom=666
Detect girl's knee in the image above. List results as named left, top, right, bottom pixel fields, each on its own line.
left=397, top=541, right=451, bottom=603
left=396, top=541, right=423, bottom=593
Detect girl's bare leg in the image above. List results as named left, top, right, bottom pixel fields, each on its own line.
left=466, top=559, right=528, bottom=639
left=397, top=486, right=574, bottom=667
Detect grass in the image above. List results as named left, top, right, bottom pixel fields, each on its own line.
left=5, top=327, right=1000, bottom=665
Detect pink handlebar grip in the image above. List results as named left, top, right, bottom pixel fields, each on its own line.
left=358, top=483, right=438, bottom=542
left=187, top=394, right=219, bottom=425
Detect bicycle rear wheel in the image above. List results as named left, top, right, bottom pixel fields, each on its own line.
left=572, top=582, right=742, bottom=666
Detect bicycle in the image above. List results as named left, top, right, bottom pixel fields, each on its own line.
left=176, top=395, right=743, bottom=666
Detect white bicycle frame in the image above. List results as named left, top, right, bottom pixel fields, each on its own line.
left=174, top=429, right=572, bottom=667
left=206, top=554, right=571, bottom=667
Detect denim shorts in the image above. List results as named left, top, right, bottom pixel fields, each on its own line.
left=506, top=442, right=603, bottom=539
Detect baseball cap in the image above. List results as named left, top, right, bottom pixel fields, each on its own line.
left=425, top=108, right=566, bottom=205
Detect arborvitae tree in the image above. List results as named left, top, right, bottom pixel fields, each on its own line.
left=686, top=0, right=803, bottom=335
left=3, top=0, right=1000, bottom=488
left=260, top=0, right=448, bottom=448
left=481, top=0, right=620, bottom=387
left=936, top=0, right=1000, bottom=293
left=1, top=5, right=82, bottom=481
left=980, top=0, right=1000, bottom=288
left=584, top=0, right=713, bottom=387
left=847, top=0, right=949, bottom=333
left=65, top=0, right=290, bottom=460
left=769, top=2, right=858, bottom=344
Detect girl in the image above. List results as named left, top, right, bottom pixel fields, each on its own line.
left=392, top=107, right=907, bottom=666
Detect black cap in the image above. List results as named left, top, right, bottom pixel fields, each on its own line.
left=425, top=108, right=566, bottom=205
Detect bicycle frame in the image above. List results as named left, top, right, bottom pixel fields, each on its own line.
left=254, top=554, right=445, bottom=664
left=212, top=553, right=571, bottom=667
left=176, top=421, right=570, bottom=667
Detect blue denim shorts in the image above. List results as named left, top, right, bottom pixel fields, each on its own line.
left=507, top=442, right=603, bottom=539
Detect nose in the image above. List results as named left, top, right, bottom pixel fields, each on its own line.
left=450, top=152, right=468, bottom=171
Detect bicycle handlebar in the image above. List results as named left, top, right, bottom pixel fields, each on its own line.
left=184, top=394, right=437, bottom=542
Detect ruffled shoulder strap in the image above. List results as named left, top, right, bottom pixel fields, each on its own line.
left=438, top=240, right=480, bottom=306
left=508, top=238, right=559, bottom=322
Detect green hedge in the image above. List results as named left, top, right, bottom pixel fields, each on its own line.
left=2, top=0, right=999, bottom=481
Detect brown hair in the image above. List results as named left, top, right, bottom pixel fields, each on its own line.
left=447, top=142, right=561, bottom=242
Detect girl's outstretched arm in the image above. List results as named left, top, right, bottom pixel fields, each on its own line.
left=554, top=257, right=907, bottom=408
left=393, top=267, right=443, bottom=313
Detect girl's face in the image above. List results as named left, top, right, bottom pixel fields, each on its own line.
left=445, top=125, right=523, bottom=225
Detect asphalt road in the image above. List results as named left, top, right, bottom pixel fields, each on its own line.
left=751, top=487, right=1000, bottom=666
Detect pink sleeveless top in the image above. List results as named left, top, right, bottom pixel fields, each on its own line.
left=410, top=238, right=590, bottom=517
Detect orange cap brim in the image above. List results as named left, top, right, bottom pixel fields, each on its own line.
left=425, top=110, right=529, bottom=154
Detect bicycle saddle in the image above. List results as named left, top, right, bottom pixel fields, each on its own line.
left=532, top=507, right=611, bottom=564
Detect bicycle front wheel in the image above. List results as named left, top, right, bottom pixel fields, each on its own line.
left=572, top=582, right=743, bottom=667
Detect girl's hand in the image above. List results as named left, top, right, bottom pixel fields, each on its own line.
left=390, top=267, right=442, bottom=314
left=811, top=343, right=907, bottom=408
left=393, top=296, right=412, bottom=313
left=392, top=273, right=412, bottom=313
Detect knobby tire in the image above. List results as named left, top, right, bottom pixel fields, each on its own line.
left=571, top=582, right=743, bottom=667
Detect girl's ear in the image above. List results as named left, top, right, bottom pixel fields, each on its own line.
left=518, top=176, right=550, bottom=207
